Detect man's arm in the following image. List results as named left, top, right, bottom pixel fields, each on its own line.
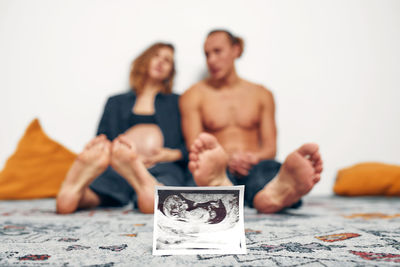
left=179, top=86, right=204, bottom=149
left=255, top=87, right=277, bottom=160
left=227, top=86, right=277, bottom=177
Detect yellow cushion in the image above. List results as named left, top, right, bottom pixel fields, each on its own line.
left=0, top=119, right=76, bottom=199
left=334, top=162, right=400, bottom=196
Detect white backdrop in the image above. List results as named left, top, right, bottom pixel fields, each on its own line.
left=1, top=0, right=399, bottom=195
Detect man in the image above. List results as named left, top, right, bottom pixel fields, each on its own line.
left=180, top=30, right=323, bottom=213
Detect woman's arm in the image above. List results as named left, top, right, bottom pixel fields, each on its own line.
left=96, top=97, right=120, bottom=140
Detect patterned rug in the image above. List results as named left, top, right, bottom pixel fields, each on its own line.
left=1, top=196, right=399, bottom=266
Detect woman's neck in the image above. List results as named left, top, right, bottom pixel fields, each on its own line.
left=142, top=79, right=163, bottom=95
left=133, top=85, right=159, bottom=114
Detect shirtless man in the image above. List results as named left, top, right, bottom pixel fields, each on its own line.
left=180, top=30, right=323, bottom=213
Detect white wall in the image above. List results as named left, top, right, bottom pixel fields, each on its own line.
left=1, top=0, right=399, bottom=195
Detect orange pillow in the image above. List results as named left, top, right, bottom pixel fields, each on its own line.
left=0, top=119, right=77, bottom=199
left=334, top=162, right=400, bottom=196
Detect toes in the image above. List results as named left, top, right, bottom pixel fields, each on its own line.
left=93, top=135, right=105, bottom=145
left=315, top=166, right=323, bottom=173
left=85, top=138, right=98, bottom=149
left=95, top=142, right=105, bottom=151
left=103, top=141, right=112, bottom=153
left=193, top=138, right=204, bottom=152
left=199, top=132, right=218, bottom=150
left=298, top=143, right=319, bottom=157
left=84, top=136, right=109, bottom=151
left=188, top=161, right=198, bottom=173
left=313, top=156, right=323, bottom=171
left=118, top=137, right=136, bottom=152
left=313, top=174, right=321, bottom=184
left=112, top=139, right=121, bottom=153
left=311, top=151, right=321, bottom=163
left=298, top=143, right=323, bottom=174
left=314, top=161, right=323, bottom=173
left=190, top=143, right=199, bottom=153
left=191, top=132, right=222, bottom=152
left=116, top=135, right=133, bottom=148
left=189, top=152, right=198, bottom=162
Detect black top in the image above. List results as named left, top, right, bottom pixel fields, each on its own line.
left=96, top=90, right=189, bottom=165
left=129, top=113, right=157, bottom=126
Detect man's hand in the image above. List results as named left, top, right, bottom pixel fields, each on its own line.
left=228, top=152, right=259, bottom=177
left=143, top=148, right=181, bottom=168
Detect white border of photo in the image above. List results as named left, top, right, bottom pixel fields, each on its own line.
left=152, top=185, right=247, bottom=255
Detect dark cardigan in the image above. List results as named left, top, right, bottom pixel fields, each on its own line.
left=96, top=90, right=189, bottom=165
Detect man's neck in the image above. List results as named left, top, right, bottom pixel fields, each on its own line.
left=210, top=69, right=240, bottom=89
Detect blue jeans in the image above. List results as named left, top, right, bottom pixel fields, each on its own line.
left=90, top=162, right=189, bottom=207
left=227, top=160, right=302, bottom=209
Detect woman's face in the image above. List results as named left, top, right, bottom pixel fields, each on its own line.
left=147, top=47, right=174, bottom=82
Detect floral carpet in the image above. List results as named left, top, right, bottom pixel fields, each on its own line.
left=0, top=196, right=399, bottom=266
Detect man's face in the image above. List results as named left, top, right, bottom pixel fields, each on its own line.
left=204, top=32, right=238, bottom=80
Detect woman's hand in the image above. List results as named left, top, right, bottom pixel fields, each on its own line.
left=143, top=148, right=182, bottom=168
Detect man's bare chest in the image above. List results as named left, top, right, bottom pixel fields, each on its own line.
left=200, top=94, right=260, bottom=131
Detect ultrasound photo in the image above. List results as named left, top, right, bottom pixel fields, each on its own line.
left=152, top=186, right=246, bottom=255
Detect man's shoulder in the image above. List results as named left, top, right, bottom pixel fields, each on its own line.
left=180, top=81, right=208, bottom=108
left=186, top=81, right=208, bottom=92
left=241, top=79, right=273, bottom=97
left=182, top=81, right=207, bottom=98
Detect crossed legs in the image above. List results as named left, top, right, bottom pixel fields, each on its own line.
left=189, top=133, right=323, bottom=213
left=58, top=132, right=323, bottom=215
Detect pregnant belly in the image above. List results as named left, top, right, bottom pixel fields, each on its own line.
left=123, top=124, right=164, bottom=157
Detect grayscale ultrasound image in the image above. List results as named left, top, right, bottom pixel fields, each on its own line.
left=154, top=188, right=244, bottom=254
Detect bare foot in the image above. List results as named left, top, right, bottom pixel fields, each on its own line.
left=189, top=133, right=232, bottom=186
left=110, top=135, right=160, bottom=214
left=253, top=143, right=323, bottom=213
left=57, top=135, right=111, bottom=214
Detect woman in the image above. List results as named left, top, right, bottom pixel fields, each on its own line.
left=57, top=42, right=191, bottom=214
